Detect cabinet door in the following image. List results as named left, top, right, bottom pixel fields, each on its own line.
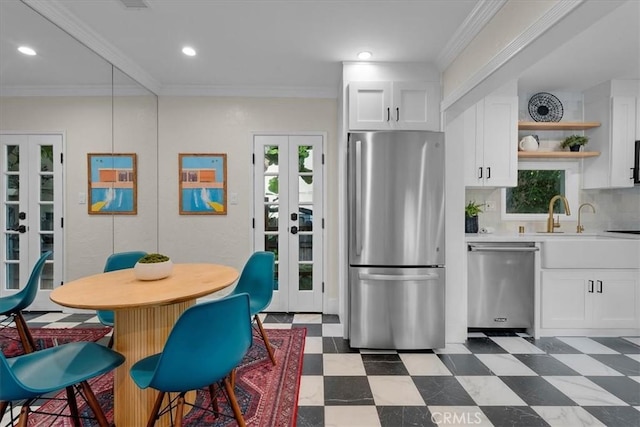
left=463, top=103, right=483, bottom=187
left=610, top=97, right=636, bottom=187
left=541, top=271, right=591, bottom=329
left=593, top=270, right=640, bottom=329
left=348, top=82, right=392, bottom=130
left=392, top=82, right=440, bottom=131
left=481, top=96, right=518, bottom=187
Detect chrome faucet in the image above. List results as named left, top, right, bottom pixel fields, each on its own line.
left=546, top=195, right=571, bottom=233
left=577, top=203, right=596, bottom=233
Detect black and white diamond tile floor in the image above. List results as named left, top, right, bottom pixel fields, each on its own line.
left=2, top=312, right=640, bottom=426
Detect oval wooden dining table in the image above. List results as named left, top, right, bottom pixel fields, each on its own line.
left=50, top=263, right=239, bottom=427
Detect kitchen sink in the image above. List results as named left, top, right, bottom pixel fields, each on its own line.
left=542, top=238, right=640, bottom=269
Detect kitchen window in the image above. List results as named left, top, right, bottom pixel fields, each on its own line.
left=501, top=161, right=579, bottom=220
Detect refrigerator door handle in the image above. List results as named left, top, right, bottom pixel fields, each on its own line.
left=359, top=272, right=439, bottom=281
left=355, top=139, right=362, bottom=255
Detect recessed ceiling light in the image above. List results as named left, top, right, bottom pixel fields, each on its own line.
left=18, top=46, right=36, bottom=56
left=182, top=46, right=196, bottom=57
left=357, top=51, right=372, bottom=60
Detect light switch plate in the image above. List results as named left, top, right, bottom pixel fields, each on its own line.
left=229, top=192, right=238, bottom=205
left=78, top=192, right=86, bottom=204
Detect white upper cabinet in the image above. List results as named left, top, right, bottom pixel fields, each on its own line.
left=583, top=80, right=639, bottom=189
left=348, top=81, right=439, bottom=131
left=464, top=95, right=518, bottom=187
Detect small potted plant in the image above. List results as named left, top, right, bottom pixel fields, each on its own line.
left=465, top=201, right=484, bottom=234
left=560, top=134, right=589, bottom=152
left=134, top=253, right=173, bottom=281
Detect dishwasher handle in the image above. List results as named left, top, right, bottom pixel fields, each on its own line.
left=468, top=245, right=539, bottom=253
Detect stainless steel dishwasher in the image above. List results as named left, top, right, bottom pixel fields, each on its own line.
left=468, top=242, right=538, bottom=328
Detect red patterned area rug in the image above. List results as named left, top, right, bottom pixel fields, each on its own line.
left=26, top=328, right=306, bottom=427
left=0, top=327, right=111, bottom=357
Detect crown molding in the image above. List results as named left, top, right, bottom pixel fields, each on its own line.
left=21, top=0, right=161, bottom=95
left=1, top=84, right=155, bottom=97
left=160, top=84, right=338, bottom=99
left=1, top=85, right=112, bottom=97
left=441, top=0, right=584, bottom=111
left=436, top=0, right=507, bottom=71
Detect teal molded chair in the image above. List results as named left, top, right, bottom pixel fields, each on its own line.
left=227, top=251, right=277, bottom=365
left=0, top=251, right=52, bottom=354
left=97, top=251, right=147, bottom=348
left=130, top=293, right=252, bottom=427
left=0, top=341, right=125, bottom=426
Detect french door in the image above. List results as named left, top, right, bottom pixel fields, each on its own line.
left=1, top=133, right=63, bottom=310
left=253, top=134, right=324, bottom=312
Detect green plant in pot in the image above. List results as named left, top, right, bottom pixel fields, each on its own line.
left=465, top=201, right=484, bottom=234
left=560, top=134, right=589, bottom=152
left=134, top=253, right=173, bottom=280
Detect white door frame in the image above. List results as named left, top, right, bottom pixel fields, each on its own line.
left=0, top=131, right=65, bottom=311
left=251, top=131, right=326, bottom=313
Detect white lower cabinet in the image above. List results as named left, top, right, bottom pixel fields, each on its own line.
left=541, top=269, right=640, bottom=329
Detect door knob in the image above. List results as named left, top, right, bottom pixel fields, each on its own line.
left=19, top=212, right=26, bottom=220
left=290, top=213, right=298, bottom=221
left=290, top=226, right=298, bottom=235
left=12, top=225, right=26, bottom=233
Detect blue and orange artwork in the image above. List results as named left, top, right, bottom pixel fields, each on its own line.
left=179, top=154, right=227, bottom=215
left=88, top=154, right=137, bottom=214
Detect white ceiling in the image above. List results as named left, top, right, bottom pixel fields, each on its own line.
left=1, top=0, right=638, bottom=97
left=1, top=0, right=480, bottom=95
left=517, top=0, right=640, bottom=94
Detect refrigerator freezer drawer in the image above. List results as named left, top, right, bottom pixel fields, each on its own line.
left=349, top=267, right=445, bottom=349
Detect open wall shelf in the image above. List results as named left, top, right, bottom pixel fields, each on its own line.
left=518, top=151, right=600, bottom=159
left=518, top=121, right=601, bottom=131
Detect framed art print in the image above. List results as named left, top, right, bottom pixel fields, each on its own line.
left=179, top=153, right=227, bottom=215
left=87, top=153, right=137, bottom=215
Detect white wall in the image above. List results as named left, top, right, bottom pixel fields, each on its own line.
left=0, top=95, right=158, bottom=282
left=1, top=95, right=340, bottom=313
left=157, top=96, right=339, bottom=308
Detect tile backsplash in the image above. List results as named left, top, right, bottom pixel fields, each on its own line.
left=466, top=186, right=640, bottom=234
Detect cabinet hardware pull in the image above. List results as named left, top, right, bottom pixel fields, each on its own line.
left=478, top=167, right=483, bottom=179
left=588, top=280, right=594, bottom=293
left=631, top=168, right=634, bottom=180
left=597, top=280, right=603, bottom=293
left=487, top=167, right=491, bottom=179
left=396, top=107, right=400, bottom=122
left=387, top=107, right=390, bottom=122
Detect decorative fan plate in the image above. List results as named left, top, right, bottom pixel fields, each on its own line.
left=528, top=92, right=563, bottom=122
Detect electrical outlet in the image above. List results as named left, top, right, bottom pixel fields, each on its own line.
left=484, top=200, right=496, bottom=212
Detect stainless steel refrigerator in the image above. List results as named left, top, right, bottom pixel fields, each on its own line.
left=348, top=131, right=445, bottom=349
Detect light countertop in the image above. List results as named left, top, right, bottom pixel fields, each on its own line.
left=465, top=231, right=640, bottom=242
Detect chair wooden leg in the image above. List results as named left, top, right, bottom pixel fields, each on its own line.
left=223, top=377, right=246, bottom=427
left=14, top=313, right=35, bottom=354
left=147, top=391, right=165, bottom=427
left=255, top=314, right=276, bottom=365
left=0, top=401, right=8, bottom=419
left=174, top=393, right=185, bottom=427
left=208, top=384, right=219, bottom=416
left=17, top=402, right=30, bottom=427
left=230, top=368, right=236, bottom=389
left=79, top=381, right=110, bottom=427
left=65, top=386, right=81, bottom=427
